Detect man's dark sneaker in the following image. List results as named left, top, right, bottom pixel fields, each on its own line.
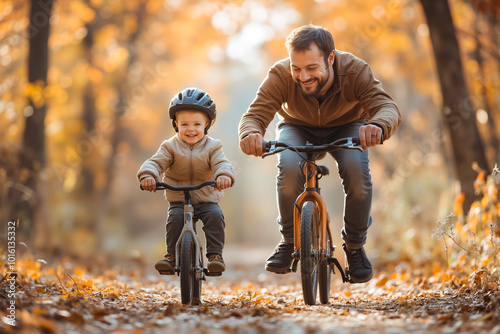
left=155, top=254, right=175, bottom=275
left=265, top=242, right=294, bottom=274
left=207, top=254, right=226, bottom=272
left=343, top=244, right=373, bottom=283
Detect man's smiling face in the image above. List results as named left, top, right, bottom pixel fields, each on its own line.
left=290, top=42, right=334, bottom=98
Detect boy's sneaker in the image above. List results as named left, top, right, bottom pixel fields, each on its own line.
left=207, top=254, right=225, bottom=272
left=343, top=244, right=373, bottom=283
left=155, top=254, right=176, bottom=275
left=265, top=242, right=293, bottom=274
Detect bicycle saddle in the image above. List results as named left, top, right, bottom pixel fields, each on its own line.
left=318, top=165, right=329, bottom=176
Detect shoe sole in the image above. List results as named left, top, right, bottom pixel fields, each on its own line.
left=207, top=263, right=225, bottom=273
left=155, top=263, right=175, bottom=275
left=158, top=270, right=175, bottom=275
left=349, top=271, right=373, bottom=283
left=265, top=264, right=290, bottom=274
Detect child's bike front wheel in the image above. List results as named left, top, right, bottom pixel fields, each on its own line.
left=300, top=201, right=321, bottom=305
left=180, top=233, right=202, bottom=304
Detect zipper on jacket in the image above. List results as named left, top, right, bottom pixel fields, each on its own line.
left=189, top=145, right=194, bottom=185
left=317, top=89, right=337, bottom=127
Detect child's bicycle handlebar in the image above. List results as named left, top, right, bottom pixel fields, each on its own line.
left=140, top=180, right=217, bottom=192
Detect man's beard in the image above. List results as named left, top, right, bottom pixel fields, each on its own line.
left=295, top=68, right=330, bottom=98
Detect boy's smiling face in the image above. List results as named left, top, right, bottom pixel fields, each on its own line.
left=175, top=111, right=208, bottom=145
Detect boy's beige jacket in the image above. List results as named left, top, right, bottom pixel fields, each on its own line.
left=137, top=135, right=234, bottom=204
left=238, top=50, right=401, bottom=140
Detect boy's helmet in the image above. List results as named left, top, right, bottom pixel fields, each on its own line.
left=169, top=87, right=216, bottom=134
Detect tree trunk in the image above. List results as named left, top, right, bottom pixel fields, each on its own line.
left=95, top=2, right=148, bottom=232
left=472, top=7, right=500, bottom=165
left=420, top=0, right=489, bottom=212
left=15, top=0, right=53, bottom=240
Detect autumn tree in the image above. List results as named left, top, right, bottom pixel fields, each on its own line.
left=420, top=0, right=489, bottom=211
left=13, top=0, right=54, bottom=239
left=94, top=0, right=149, bottom=245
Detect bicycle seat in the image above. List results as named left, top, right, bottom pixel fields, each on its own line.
left=315, top=152, right=327, bottom=160
left=318, top=165, right=329, bottom=176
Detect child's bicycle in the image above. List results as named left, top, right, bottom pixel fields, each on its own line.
left=262, top=136, right=377, bottom=305
left=141, top=180, right=221, bottom=304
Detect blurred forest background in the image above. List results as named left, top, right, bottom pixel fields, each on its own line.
left=1, top=0, right=500, bottom=269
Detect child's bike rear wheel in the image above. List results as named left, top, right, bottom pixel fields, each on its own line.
left=180, top=233, right=202, bottom=304
left=300, top=201, right=320, bottom=305
left=318, top=234, right=332, bottom=304
left=192, top=245, right=203, bottom=302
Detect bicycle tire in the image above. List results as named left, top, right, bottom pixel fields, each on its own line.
left=180, top=233, right=195, bottom=304
left=192, top=244, right=203, bottom=302
left=300, top=201, right=320, bottom=305
left=318, top=233, right=331, bottom=304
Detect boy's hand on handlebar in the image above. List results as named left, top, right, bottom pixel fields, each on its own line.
left=140, top=177, right=156, bottom=192
left=215, top=175, right=232, bottom=191
left=358, top=124, right=383, bottom=151
left=239, top=133, right=263, bottom=157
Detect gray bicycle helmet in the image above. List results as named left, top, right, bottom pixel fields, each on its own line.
left=169, top=87, right=216, bottom=134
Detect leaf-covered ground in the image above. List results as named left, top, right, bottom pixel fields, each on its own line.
left=1, top=247, right=499, bottom=334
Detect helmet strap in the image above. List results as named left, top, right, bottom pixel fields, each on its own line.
left=204, top=119, right=215, bottom=134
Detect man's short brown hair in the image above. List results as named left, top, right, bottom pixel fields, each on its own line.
left=285, top=25, right=335, bottom=64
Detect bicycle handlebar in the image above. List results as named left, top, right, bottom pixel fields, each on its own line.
left=140, top=180, right=217, bottom=192
left=261, top=134, right=383, bottom=158
left=261, top=137, right=359, bottom=158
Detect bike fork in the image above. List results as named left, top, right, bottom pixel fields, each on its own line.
left=175, top=205, right=205, bottom=280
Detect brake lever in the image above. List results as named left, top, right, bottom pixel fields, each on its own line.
left=262, top=146, right=286, bottom=158
left=262, top=141, right=276, bottom=158
left=340, top=137, right=364, bottom=152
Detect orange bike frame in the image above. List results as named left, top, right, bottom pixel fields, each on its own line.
left=293, top=161, right=332, bottom=259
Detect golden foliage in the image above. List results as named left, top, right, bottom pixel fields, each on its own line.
left=436, top=166, right=500, bottom=284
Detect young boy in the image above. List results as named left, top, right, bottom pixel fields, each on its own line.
left=137, top=87, right=235, bottom=274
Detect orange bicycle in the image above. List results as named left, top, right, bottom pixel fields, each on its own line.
left=262, top=137, right=367, bottom=305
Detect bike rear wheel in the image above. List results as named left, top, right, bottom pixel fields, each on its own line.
left=180, top=233, right=201, bottom=304
left=318, top=233, right=332, bottom=304
left=300, top=201, right=320, bottom=305
left=192, top=244, right=203, bottom=302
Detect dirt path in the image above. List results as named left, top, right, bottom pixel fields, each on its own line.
left=1, top=247, right=499, bottom=333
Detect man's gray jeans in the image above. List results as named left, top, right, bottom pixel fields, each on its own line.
left=275, top=121, right=373, bottom=250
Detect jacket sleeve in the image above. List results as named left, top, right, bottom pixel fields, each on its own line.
left=354, top=63, right=401, bottom=139
left=209, top=140, right=235, bottom=184
left=136, top=140, right=173, bottom=181
left=238, top=64, right=287, bottom=140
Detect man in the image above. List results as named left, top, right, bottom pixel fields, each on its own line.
left=238, top=25, right=401, bottom=283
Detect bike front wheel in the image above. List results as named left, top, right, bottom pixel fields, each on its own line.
left=300, top=201, right=320, bottom=305
left=318, top=234, right=332, bottom=304
left=180, top=233, right=202, bottom=304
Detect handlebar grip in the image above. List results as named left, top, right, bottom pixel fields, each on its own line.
left=262, top=140, right=269, bottom=153
left=354, top=133, right=384, bottom=145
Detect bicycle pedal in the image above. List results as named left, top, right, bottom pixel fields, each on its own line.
left=158, top=270, right=175, bottom=275
left=206, top=272, right=222, bottom=277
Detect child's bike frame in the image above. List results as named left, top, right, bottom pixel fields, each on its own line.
left=142, top=180, right=220, bottom=304
left=262, top=137, right=372, bottom=305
